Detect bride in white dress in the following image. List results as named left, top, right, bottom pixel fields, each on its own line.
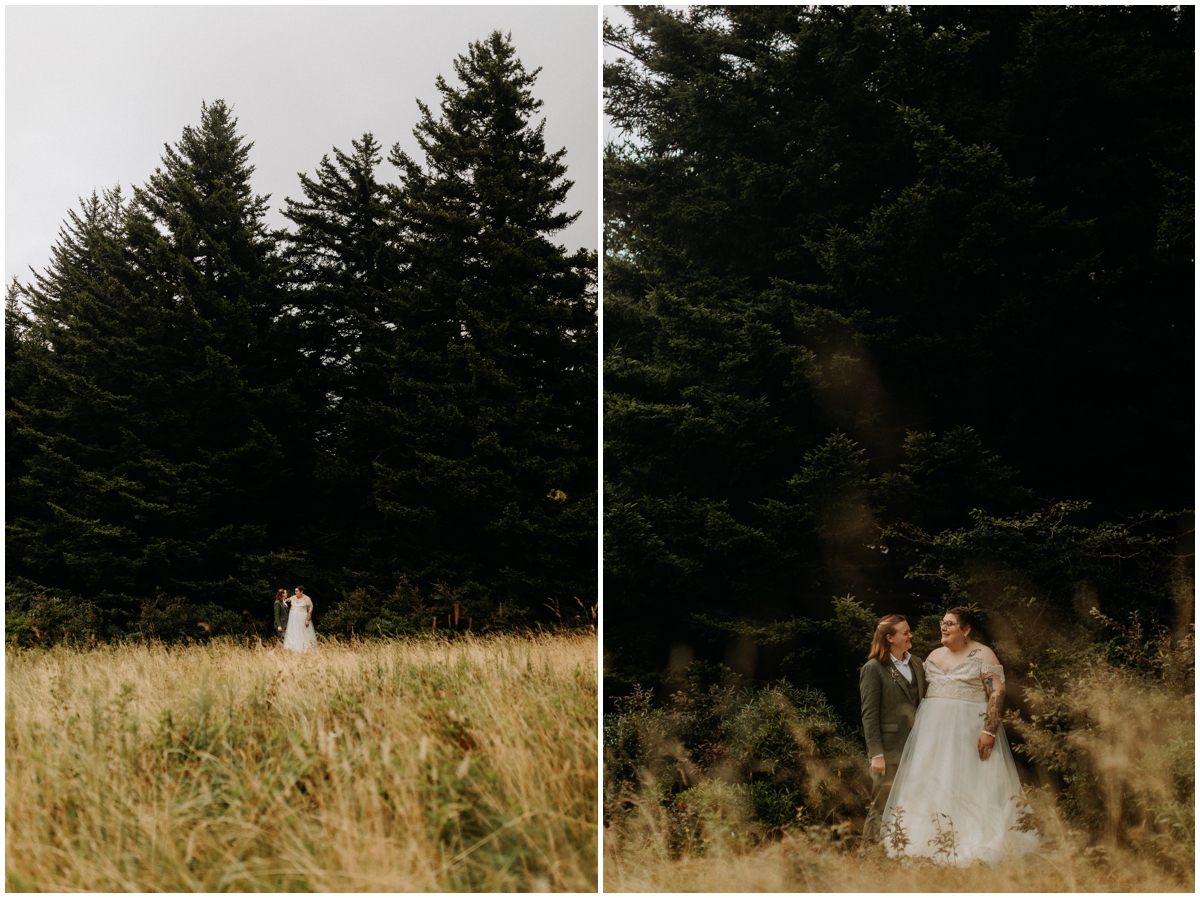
left=282, top=586, right=318, bottom=653
left=881, top=606, right=1040, bottom=865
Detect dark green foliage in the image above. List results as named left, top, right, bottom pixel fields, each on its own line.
left=282, top=132, right=398, bottom=403
left=4, top=580, right=108, bottom=647
left=279, top=133, right=400, bottom=582
left=3, top=578, right=255, bottom=646
left=604, top=3, right=1191, bottom=701
left=745, top=781, right=802, bottom=831
left=606, top=4, right=1192, bottom=510
left=317, top=580, right=468, bottom=639
left=888, top=501, right=1188, bottom=636
left=604, top=672, right=868, bottom=850
left=362, top=32, right=596, bottom=615
left=603, top=5, right=1192, bottom=849
left=7, top=34, right=596, bottom=644
left=134, top=594, right=257, bottom=643
left=8, top=188, right=145, bottom=624
left=8, top=103, right=289, bottom=627
left=872, top=426, right=1032, bottom=533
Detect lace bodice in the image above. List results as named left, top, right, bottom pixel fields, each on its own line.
left=924, top=654, right=1004, bottom=703
left=290, top=596, right=312, bottom=613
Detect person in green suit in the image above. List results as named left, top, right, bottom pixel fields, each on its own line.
left=273, top=588, right=290, bottom=640
left=859, top=613, right=926, bottom=839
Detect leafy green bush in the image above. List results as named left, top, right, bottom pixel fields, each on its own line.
left=135, top=593, right=253, bottom=642
left=604, top=667, right=869, bottom=853
left=669, top=780, right=758, bottom=855
left=317, top=578, right=569, bottom=639
left=318, top=580, right=449, bottom=638
left=745, top=780, right=801, bottom=830
left=4, top=581, right=107, bottom=646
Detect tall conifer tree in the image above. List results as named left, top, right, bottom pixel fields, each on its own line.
left=10, top=101, right=291, bottom=620
left=121, top=99, right=293, bottom=606
left=8, top=189, right=162, bottom=625
left=375, top=31, right=597, bottom=617
left=279, top=134, right=400, bottom=583
left=6, top=280, right=38, bottom=551
left=603, top=5, right=1192, bottom=696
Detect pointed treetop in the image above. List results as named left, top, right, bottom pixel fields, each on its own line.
left=22, top=187, right=126, bottom=327
left=138, top=99, right=271, bottom=240
left=391, top=31, right=576, bottom=239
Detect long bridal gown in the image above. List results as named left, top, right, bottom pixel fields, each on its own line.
left=880, top=654, right=1040, bottom=865
left=282, top=596, right=318, bottom=653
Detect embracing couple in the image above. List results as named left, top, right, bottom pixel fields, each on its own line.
left=859, top=607, right=1040, bottom=865
left=273, top=586, right=318, bottom=653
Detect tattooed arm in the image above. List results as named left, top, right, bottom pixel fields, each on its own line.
left=977, top=646, right=1005, bottom=761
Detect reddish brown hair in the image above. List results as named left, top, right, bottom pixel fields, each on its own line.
left=868, top=614, right=908, bottom=662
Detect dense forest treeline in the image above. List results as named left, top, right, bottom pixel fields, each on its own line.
left=603, top=3, right=1192, bottom=701
left=602, top=3, right=1193, bottom=863
left=7, top=32, right=597, bottom=644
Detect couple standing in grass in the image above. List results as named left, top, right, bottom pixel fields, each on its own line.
left=273, top=586, right=318, bottom=653
left=859, top=607, right=1041, bottom=865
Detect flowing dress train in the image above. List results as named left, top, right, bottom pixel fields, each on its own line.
left=880, top=655, right=1040, bottom=865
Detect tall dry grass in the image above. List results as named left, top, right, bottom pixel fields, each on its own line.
left=606, top=778, right=1192, bottom=892
left=604, top=826, right=1189, bottom=892
left=604, top=656, right=1193, bottom=892
left=6, top=632, right=597, bottom=891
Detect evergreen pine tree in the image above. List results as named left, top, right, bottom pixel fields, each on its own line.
left=120, top=99, right=293, bottom=608
left=374, top=31, right=597, bottom=619
left=603, top=6, right=1192, bottom=696
left=7, top=188, right=163, bottom=626
left=9, top=101, right=292, bottom=626
left=6, top=279, right=37, bottom=544
left=282, top=133, right=398, bottom=419
left=279, top=134, right=401, bottom=585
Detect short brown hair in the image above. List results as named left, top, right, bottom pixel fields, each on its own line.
left=275, top=589, right=287, bottom=600
left=868, top=614, right=908, bottom=662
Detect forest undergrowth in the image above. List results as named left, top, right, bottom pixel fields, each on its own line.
left=6, top=632, right=597, bottom=891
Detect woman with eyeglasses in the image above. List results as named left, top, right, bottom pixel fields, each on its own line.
left=878, top=606, right=1040, bottom=864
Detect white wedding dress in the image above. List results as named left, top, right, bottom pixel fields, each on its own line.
left=282, top=596, right=318, bottom=653
left=880, top=654, right=1040, bottom=865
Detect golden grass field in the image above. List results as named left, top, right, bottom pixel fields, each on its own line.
left=603, top=659, right=1194, bottom=893
left=604, top=836, right=1193, bottom=892
left=604, top=790, right=1193, bottom=892
left=6, top=632, right=597, bottom=891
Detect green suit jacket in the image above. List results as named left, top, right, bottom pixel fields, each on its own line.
left=859, top=654, right=926, bottom=761
left=274, top=599, right=290, bottom=632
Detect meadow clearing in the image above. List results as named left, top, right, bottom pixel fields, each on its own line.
left=6, top=631, right=597, bottom=891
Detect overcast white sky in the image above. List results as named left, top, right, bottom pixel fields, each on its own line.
left=6, top=5, right=598, bottom=287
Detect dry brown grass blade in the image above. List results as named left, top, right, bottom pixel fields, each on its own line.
left=6, top=632, right=598, bottom=892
